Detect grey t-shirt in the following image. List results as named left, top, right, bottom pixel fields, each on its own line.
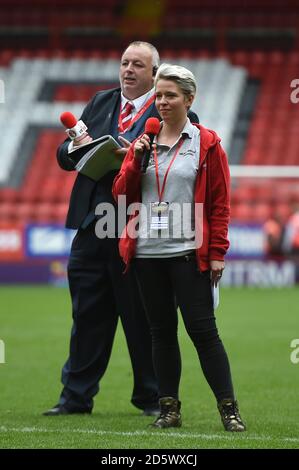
left=135, top=118, right=200, bottom=257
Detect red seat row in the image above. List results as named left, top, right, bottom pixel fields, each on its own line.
left=230, top=201, right=293, bottom=224
left=0, top=202, right=69, bottom=223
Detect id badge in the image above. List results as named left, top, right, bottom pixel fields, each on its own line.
left=150, top=202, right=169, bottom=230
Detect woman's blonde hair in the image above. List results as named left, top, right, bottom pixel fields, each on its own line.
left=154, top=63, right=196, bottom=97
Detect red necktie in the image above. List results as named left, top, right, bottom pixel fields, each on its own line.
left=119, top=101, right=134, bottom=132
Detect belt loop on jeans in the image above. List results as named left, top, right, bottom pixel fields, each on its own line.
left=184, top=252, right=195, bottom=262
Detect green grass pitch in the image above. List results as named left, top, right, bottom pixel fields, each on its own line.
left=0, top=285, right=298, bottom=449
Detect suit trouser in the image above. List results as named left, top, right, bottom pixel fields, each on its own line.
left=133, top=254, right=234, bottom=402
left=59, top=223, right=158, bottom=411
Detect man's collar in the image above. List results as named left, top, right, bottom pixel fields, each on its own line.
left=121, top=88, right=155, bottom=111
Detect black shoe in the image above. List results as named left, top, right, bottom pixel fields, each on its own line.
left=151, top=397, right=182, bottom=428
left=141, top=406, right=160, bottom=417
left=217, top=399, right=246, bottom=432
left=43, top=404, right=92, bottom=416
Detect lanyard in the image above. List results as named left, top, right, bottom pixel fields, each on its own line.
left=118, top=94, right=156, bottom=133
left=153, top=137, right=185, bottom=202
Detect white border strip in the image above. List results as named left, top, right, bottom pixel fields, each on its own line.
left=230, top=165, right=299, bottom=178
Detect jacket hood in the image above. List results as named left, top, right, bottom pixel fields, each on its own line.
left=193, top=123, right=221, bottom=151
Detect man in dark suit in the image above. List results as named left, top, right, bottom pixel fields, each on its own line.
left=43, top=41, right=198, bottom=416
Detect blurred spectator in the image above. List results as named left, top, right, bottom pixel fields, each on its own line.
left=263, top=214, right=284, bottom=256
left=282, top=205, right=299, bottom=255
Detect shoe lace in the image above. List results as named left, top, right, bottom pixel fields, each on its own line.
left=158, top=404, right=178, bottom=423
left=222, top=402, right=241, bottom=422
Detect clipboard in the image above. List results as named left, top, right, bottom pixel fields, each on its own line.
left=71, top=135, right=123, bottom=181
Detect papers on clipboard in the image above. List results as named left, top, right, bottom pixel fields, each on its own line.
left=70, top=135, right=123, bottom=181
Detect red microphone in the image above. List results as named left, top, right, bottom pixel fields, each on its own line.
left=60, top=111, right=89, bottom=142
left=141, top=117, right=160, bottom=173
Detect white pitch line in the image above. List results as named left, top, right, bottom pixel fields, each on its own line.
left=1, top=426, right=299, bottom=443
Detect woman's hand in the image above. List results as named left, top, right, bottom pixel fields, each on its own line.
left=133, top=134, right=151, bottom=160
left=210, top=260, right=225, bottom=286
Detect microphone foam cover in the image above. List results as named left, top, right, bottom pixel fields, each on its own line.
left=145, top=117, right=160, bottom=135
left=60, top=111, right=77, bottom=129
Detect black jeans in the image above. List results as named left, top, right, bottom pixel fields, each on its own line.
left=133, top=254, right=234, bottom=402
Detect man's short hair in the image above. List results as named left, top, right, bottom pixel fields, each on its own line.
left=123, top=41, right=160, bottom=70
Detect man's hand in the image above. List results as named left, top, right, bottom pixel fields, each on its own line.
left=73, top=134, right=93, bottom=147
left=210, top=260, right=225, bottom=286
left=114, top=136, right=131, bottom=160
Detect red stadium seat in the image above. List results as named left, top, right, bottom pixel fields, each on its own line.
left=230, top=203, right=253, bottom=223
left=0, top=188, right=19, bottom=203
left=34, top=203, right=55, bottom=222
left=0, top=202, right=16, bottom=222
left=53, top=203, right=69, bottom=223
left=252, top=203, right=272, bottom=223
left=14, top=203, right=36, bottom=223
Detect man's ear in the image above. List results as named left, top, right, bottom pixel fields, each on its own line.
left=153, top=66, right=158, bottom=76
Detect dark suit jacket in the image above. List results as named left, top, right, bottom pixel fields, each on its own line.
left=57, top=87, right=199, bottom=229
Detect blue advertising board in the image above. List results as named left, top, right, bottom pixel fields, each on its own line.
left=25, top=224, right=76, bottom=258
